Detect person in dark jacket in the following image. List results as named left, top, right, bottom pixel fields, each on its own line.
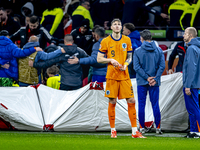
left=168, top=41, right=187, bottom=74
left=182, top=27, right=200, bottom=138
left=68, top=27, right=107, bottom=82
left=72, top=0, right=93, bottom=30
left=10, top=15, right=56, bottom=49
left=40, top=0, right=64, bottom=39
left=122, top=23, right=142, bottom=78
left=0, top=7, right=20, bottom=35
left=0, top=32, right=42, bottom=87
left=30, top=34, right=89, bottom=91
left=122, top=0, right=168, bottom=26
left=71, top=19, right=94, bottom=55
left=133, top=29, right=165, bottom=134
left=71, top=19, right=94, bottom=80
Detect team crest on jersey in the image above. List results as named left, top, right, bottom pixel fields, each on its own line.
left=106, top=90, right=110, bottom=95
left=122, top=43, right=127, bottom=49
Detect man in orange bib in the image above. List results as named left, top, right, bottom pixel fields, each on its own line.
left=97, top=18, right=146, bottom=138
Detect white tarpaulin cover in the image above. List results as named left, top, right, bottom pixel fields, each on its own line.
left=0, top=73, right=188, bottom=131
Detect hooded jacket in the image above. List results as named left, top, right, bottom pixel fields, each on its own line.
left=33, top=44, right=88, bottom=87
left=0, top=36, right=36, bottom=80
left=128, top=30, right=142, bottom=78
left=183, top=38, right=200, bottom=88
left=21, top=2, right=34, bottom=17
left=133, top=41, right=165, bottom=86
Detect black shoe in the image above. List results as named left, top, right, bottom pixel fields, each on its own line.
left=185, top=133, right=200, bottom=138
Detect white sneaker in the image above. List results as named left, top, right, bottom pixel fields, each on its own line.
left=156, top=128, right=163, bottom=134
left=140, top=128, right=145, bottom=134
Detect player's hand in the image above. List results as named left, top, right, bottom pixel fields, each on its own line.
left=68, top=57, right=79, bottom=64
left=185, top=88, right=191, bottom=96
left=119, top=64, right=126, bottom=71
left=147, top=77, right=154, bottom=82
left=1, top=63, right=10, bottom=69
left=35, top=47, right=43, bottom=52
left=168, top=69, right=173, bottom=74
left=61, top=48, right=66, bottom=53
left=160, top=13, right=169, bottom=19
left=111, top=59, right=120, bottom=67
left=29, top=60, right=34, bottom=67
left=149, top=79, right=156, bottom=86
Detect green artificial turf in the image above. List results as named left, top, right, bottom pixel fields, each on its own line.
left=0, top=131, right=200, bottom=150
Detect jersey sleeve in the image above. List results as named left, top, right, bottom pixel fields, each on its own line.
left=99, top=38, right=107, bottom=54
left=127, top=37, right=133, bottom=53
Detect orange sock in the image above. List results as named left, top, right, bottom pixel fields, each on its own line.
left=128, top=103, right=137, bottom=127
left=108, top=102, right=116, bottom=128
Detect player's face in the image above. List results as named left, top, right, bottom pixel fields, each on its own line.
left=29, top=22, right=39, bottom=31
left=183, top=29, right=191, bottom=44
left=0, top=10, right=7, bottom=22
left=122, top=26, right=130, bottom=36
left=80, top=26, right=88, bottom=34
left=111, top=21, right=122, bottom=34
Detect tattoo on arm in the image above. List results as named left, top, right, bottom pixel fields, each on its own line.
left=125, top=53, right=132, bottom=65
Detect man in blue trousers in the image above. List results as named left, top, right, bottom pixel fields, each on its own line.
left=182, top=27, right=200, bottom=138
left=133, top=29, right=165, bottom=134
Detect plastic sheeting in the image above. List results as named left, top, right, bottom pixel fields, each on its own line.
left=0, top=73, right=188, bottom=131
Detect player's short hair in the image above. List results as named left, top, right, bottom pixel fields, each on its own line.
left=123, top=23, right=135, bottom=32
left=80, top=0, right=90, bottom=5
left=29, top=35, right=38, bottom=42
left=187, top=27, right=197, bottom=38
left=94, top=27, right=105, bottom=38
left=111, top=18, right=121, bottom=26
left=64, top=34, right=73, bottom=42
left=92, top=25, right=100, bottom=32
left=30, top=15, right=39, bottom=24
left=47, top=65, right=59, bottom=75
left=0, top=7, right=5, bottom=11
left=140, top=29, right=152, bottom=41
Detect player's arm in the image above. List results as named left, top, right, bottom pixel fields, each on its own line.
left=97, top=52, right=119, bottom=67
left=120, top=52, right=132, bottom=71
left=125, top=52, right=132, bottom=66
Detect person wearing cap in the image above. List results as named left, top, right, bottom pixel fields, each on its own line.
left=71, top=18, right=94, bottom=81
left=71, top=19, right=93, bottom=56
left=0, top=30, right=42, bottom=87
left=72, top=0, right=93, bottom=30
left=133, top=29, right=165, bottom=135
left=0, top=7, right=20, bottom=35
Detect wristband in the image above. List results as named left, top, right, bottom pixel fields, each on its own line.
left=124, top=62, right=129, bottom=66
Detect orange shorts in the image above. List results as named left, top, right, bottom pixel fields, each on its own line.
left=105, top=79, right=134, bottom=99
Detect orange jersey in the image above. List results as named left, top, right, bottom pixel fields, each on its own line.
left=99, top=35, right=132, bottom=80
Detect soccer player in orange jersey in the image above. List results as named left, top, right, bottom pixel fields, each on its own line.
left=97, top=18, right=146, bottom=138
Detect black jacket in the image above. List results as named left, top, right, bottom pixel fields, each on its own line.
left=10, top=24, right=56, bottom=49
left=71, top=28, right=94, bottom=55
left=33, top=44, right=88, bottom=86
left=168, top=41, right=186, bottom=72
left=0, top=15, right=20, bottom=35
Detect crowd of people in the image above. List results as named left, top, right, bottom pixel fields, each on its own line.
left=0, top=0, right=200, bottom=138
